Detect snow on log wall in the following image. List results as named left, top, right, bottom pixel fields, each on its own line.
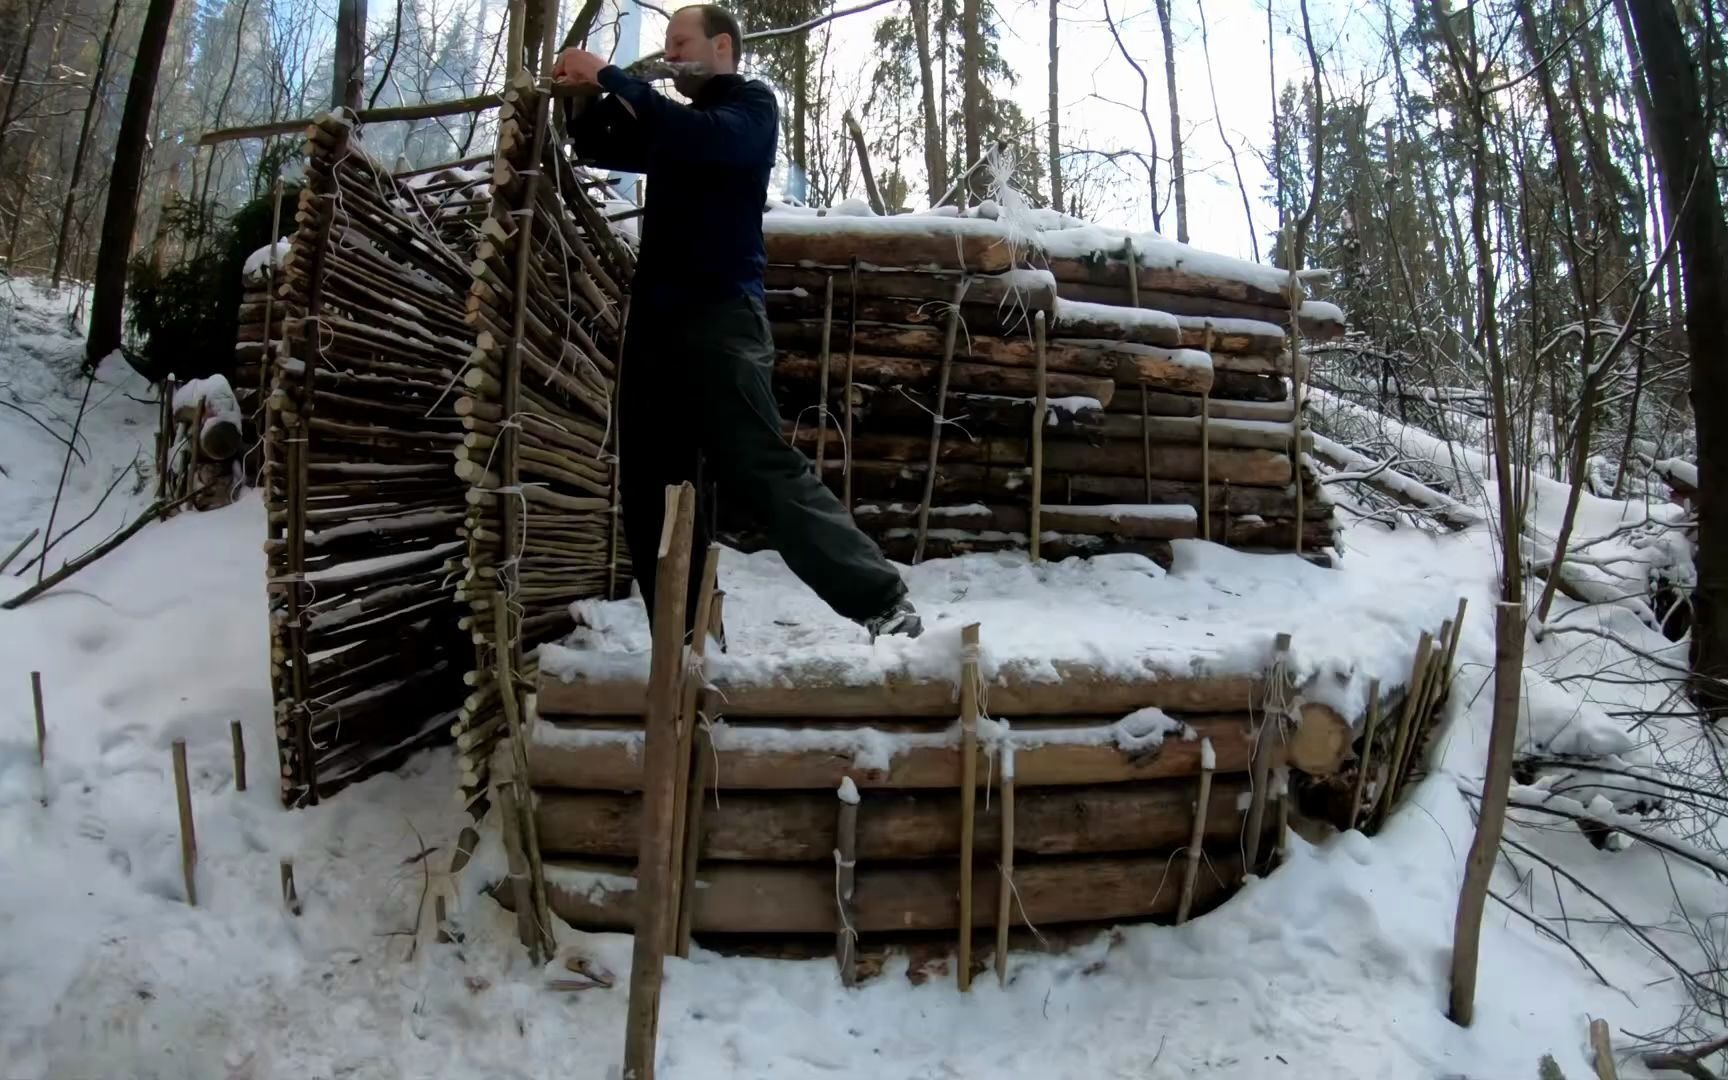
left=759, top=208, right=1341, bottom=564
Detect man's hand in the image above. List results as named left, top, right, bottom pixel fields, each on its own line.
left=552, top=48, right=608, bottom=88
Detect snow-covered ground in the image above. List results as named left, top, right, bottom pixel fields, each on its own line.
left=2, top=280, right=1722, bottom=1078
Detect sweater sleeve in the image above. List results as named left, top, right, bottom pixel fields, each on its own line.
left=566, top=92, right=649, bottom=174
left=596, top=67, right=777, bottom=168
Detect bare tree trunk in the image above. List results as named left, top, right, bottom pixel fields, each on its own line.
left=910, top=0, right=944, bottom=206
left=52, top=0, right=122, bottom=287
left=793, top=37, right=809, bottom=199
left=1152, top=0, right=1185, bottom=242
left=1627, top=0, right=1728, bottom=712
left=1102, top=0, right=1159, bottom=230
left=1198, top=0, right=1256, bottom=260
left=1268, top=0, right=1280, bottom=230
left=959, top=0, right=983, bottom=205
left=1046, top=0, right=1060, bottom=214
left=0, top=0, right=51, bottom=175
left=1613, top=0, right=1684, bottom=335
left=370, top=0, right=408, bottom=108
left=86, top=0, right=180, bottom=368
left=1288, top=0, right=1323, bottom=270
left=333, top=0, right=368, bottom=111
left=196, top=0, right=255, bottom=229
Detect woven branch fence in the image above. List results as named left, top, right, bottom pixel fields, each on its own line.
left=252, top=101, right=632, bottom=805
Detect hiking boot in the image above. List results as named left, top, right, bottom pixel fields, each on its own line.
left=862, top=596, right=924, bottom=640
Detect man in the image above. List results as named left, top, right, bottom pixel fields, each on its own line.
left=553, top=5, right=923, bottom=639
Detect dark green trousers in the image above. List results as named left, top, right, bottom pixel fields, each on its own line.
left=619, top=293, right=905, bottom=628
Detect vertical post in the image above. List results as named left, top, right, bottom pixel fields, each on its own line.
left=1030, top=312, right=1048, bottom=562
left=495, top=592, right=552, bottom=960
left=1243, top=632, right=1290, bottom=872
left=668, top=545, right=720, bottom=955
left=1123, top=236, right=1140, bottom=308
left=172, top=739, right=197, bottom=906
left=836, top=779, right=860, bottom=985
left=623, top=483, right=698, bottom=1080
left=1589, top=1019, right=1617, bottom=1080
left=505, top=0, right=526, bottom=83
left=1200, top=326, right=1214, bottom=541
left=1287, top=260, right=1306, bottom=555
left=1176, top=736, right=1215, bottom=923
left=1140, top=385, right=1152, bottom=504
left=230, top=720, right=246, bottom=791
left=280, top=859, right=301, bottom=915
left=1449, top=601, right=1527, bottom=1027
left=993, top=723, right=1015, bottom=985
left=1347, top=678, right=1381, bottom=832
left=815, top=274, right=835, bottom=476
left=956, top=622, right=981, bottom=990
left=608, top=297, right=631, bottom=599
left=843, top=259, right=860, bottom=512
left=30, top=671, right=45, bottom=765
left=914, top=280, right=970, bottom=563
left=1438, top=597, right=1470, bottom=703
left=674, top=715, right=714, bottom=956
left=1375, top=630, right=1435, bottom=825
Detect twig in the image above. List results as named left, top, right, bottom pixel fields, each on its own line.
left=1487, top=888, right=1616, bottom=989
left=37, top=369, right=96, bottom=584
left=1642, top=1034, right=1728, bottom=1079
left=0, top=399, right=86, bottom=464
left=15, top=464, right=130, bottom=575
left=0, top=528, right=39, bottom=573
left=2, top=489, right=199, bottom=610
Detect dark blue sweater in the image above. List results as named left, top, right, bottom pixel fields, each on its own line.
left=568, top=68, right=777, bottom=306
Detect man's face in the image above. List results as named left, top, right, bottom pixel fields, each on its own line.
left=656, top=10, right=718, bottom=70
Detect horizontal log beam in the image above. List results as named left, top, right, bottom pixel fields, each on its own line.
left=536, top=777, right=1252, bottom=861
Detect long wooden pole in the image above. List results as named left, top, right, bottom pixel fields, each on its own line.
left=623, top=483, right=698, bottom=1080
left=1449, top=601, right=1527, bottom=1027
left=843, top=258, right=860, bottom=511
left=957, top=622, right=981, bottom=991
left=669, top=544, right=720, bottom=956
left=172, top=739, right=197, bottom=906
left=993, top=722, right=1015, bottom=985
left=230, top=720, right=246, bottom=792
left=836, top=782, right=860, bottom=985
left=1176, top=737, right=1215, bottom=923
left=1347, top=678, right=1381, bottom=831
left=30, top=671, right=45, bottom=764
left=913, top=280, right=970, bottom=563
left=1030, top=312, right=1048, bottom=562
left=815, top=274, right=835, bottom=474
left=1242, top=632, right=1290, bottom=872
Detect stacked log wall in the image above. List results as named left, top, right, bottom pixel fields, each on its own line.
left=450, top=74, right=636, bottom=811
left=262, top=115, right=477, bottom=806
left=758, top=218, right=1343, bottom=563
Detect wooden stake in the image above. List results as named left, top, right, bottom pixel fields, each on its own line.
left=496, top=590, right=553, bottom=961
left=280, top=859, right=301, bottom=915
left=708, top=590, right=727, bottom=653
left=495, top=764, right=538, bottom=953
left=669, top=545, right=720, bottom=957
left=1030, top=312, right=1048, bottom=562
left=994, top=723, right=1015, bottom=985
left=623, top=482, right=698, bottom=1080
left=1200, top=327, right=1214, bottom=541
left=815, top=274, right=835, bottom=475
left=1123, top=236, right=1140, bottom=308
left=1449, top=601, right=1527, bottom=1027
left=913, top=280, right=970, bottom=564
left=1287, top=249, right=1305, bottom=554
left=1380, top=630, right=1438, bottom=820
left=230, top=720, right=246, bottom=792
left=1347, top=678, right=1381, bottom=832
left=1437, top=597, right=1470, bottom=703
left=30, top=671, right=44, bottom=765
left=843, top=258, right=859, bottom=512
left=172, top=739, right=197, bottom=906
left=1176, top=737, right=1215, bottom=923
left=1589, top=1018, right=1617, bottom=1080
left=1243, top=632, right=1290, bottom=872
left=1390, top=618, right=1453, bottom=802
left=957, top=622, right=981, bottom=991
left=836, top=780, right=860, bottom=986
left=674, top=716, right=713, bottom=957
left=1140, top=384, right=1152, bottom=505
